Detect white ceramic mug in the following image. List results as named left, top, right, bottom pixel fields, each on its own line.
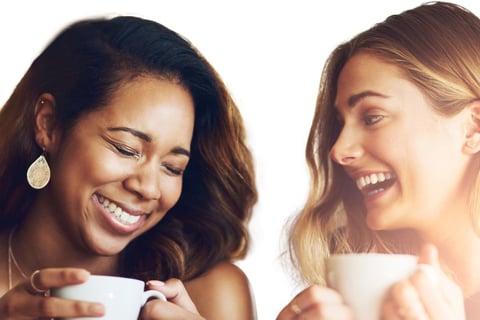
left=326, top=253, right=418, bottom=320
left=51, top=275, right=166, bottom=320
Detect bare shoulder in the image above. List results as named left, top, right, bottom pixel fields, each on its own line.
left=187, top=261, right=250, bottom=289
left=185, top=262, right=257, bottom=320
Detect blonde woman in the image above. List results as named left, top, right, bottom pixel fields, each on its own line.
left=278, top=2, right=480, bottom=319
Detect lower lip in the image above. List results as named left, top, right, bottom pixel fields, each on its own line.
left=93, top=195, right=145, bottom=235
left=363, top=185, right=392, bottom=204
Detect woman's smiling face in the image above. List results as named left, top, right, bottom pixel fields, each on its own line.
left=330, top=52, right=473, bottom=232
left=44, top=76, right=194, bottom=255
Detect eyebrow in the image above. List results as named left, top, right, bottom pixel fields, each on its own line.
left=347, top=90, right=389, bottom=108
left=107, top=126, right=190, bottom=157
left=171, top=146, right=191, bottom=158
left=108, top=127, right=151, bottom=142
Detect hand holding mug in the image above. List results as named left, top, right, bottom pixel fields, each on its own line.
left=0, top=268, right=104, bottom=319
left=51, top=275, right=167, bottom=320
left=276, top=284, right=354, bottom=319
left=381, top=244, right=465, bottom=320
left=141, top=278, right=205, bottom=320
left=326, top=252, right=418, bottom=320
left=277, top=252, right=418, bottom=320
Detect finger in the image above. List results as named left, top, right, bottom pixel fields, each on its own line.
left=302, top=302, right=354, bottom=319
left=25, top=269, right=103, bottom=318
left=417, top=244, right=440, bottom=267
left=34, top=296, right=105, bottom=318
left=277, top=285, right=352, bottom=320
left=28, top=270, right=49, bottom=295
left=410, top=269, right=443, bottom=318
left=388, top=280, right=429, bottom=319
left=410, top=265, right=464, bottom=319
left=277, top=298, right=303, bottom=319
left=28, top=268, right=90, bottom=293
left=141, top=298, right=202, bottom=320
left=147, top=279, right=199, bottom=314
left=298, top=284, right=345, bottom=306
left=413, top=245, right=453, bottom=318
left=381, top=299, right=403, bottom=320
left=4, top=294, right=104, bottom=318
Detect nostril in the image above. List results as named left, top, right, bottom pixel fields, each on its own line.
left=330, top=140, right=363, bottom=165
left=330, top=147, right=360, bottom=165
left=330, top=146, right=349, bottom=165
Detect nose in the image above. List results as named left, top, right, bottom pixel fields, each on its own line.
left=124, top=161, right=161, bottom=200
left=329, top=126, right=363, bottom=165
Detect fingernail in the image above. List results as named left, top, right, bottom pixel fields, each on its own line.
left=146, top=280, right=165, bottom=286
left=417, top=264, right=440, bottom=284
left=90, top=303, right=105, bottom=316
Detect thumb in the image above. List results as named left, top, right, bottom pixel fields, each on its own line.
left=147, top=279, right=199, bottom=314
left=418, top=243, right=439, bottom=266
left=417, top=243, right=441, bottom=284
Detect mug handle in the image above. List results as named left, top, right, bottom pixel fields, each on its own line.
left=142, top=289, right=167, bottom=305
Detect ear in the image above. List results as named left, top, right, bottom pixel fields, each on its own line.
left=34, top=93, right=59, bottom=151
left=463, top=100, right=480, bottom=154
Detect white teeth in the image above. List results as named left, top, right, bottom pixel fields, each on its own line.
left=97, top=196, right=140, bottom=225
left=378, top=173, right=385, bottom=182
left=356, top=172, right=395, bottom=191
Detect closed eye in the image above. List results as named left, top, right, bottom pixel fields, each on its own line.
left=364, top=114, right=384, bottom=126
left=162, top=164, right=185, bottom=176
left=112, top=143, right=141, bottom=159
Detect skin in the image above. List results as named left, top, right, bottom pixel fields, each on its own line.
left=185, top=262, right=257, bottom=320
left=277, top=52, right=480, bottom=319
left=0, top=76, right=211, bottom=319
left=331, top=52, right=474, bottom=233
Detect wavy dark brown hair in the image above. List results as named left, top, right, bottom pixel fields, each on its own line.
left=286, top=1, right=480, bottom=285
left=0, top=16, right=257, bottom=281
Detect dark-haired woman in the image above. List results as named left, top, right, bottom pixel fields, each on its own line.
left=0, top=15, right=257, bottom=319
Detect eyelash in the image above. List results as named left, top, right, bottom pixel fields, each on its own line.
left=113, top=143, right=141, bottom=160
left=111, top=141, right=185, bottom=176
left=363, top=114, right=384, bottom=126
left=163, top=165, right=184, bottom=176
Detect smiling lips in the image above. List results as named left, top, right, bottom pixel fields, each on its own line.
left=97, top=195, right=141, bottom=225
left=355, top=172, right=396, bottom=196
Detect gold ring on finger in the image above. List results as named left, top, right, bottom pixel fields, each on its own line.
left=291, top=301, right=302, bottom=315
left=30, top=270, right=47, bottom=294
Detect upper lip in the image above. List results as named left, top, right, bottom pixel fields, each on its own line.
left=96, top=193, right=153, bottom=216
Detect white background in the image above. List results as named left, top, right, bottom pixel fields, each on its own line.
left=1, top=1, right=479, bottom=318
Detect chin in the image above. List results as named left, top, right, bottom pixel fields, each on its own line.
left=365, top=209, right=395, bottom=231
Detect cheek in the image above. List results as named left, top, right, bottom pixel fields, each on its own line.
left=369, top=136, right=407, bottom=165
left=52, top=145, right=130, bottom=202
left=159, top=178, right=184, bottom=210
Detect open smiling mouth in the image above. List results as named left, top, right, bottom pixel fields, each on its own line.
left=355, top=172, right=396, bottom=196
left=97, top=195, right=141, bottom=225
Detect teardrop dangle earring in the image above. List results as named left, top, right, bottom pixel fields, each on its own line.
left=26, top=148, right=51, bottom=189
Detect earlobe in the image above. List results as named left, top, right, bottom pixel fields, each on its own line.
left=34, top=93, right=57, bottom=149
left=463, top=100, right=480, bottom=154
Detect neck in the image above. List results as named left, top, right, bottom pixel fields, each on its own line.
left=8, top=227, right=28, bottom=289
left=12, top=217, right=120, bottom=280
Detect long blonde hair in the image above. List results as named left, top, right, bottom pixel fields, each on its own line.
left=287, top=1, right=480, bottom=285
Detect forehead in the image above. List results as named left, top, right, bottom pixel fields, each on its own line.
left=334, top=52, right=406, bottom=108
left=77, top=76, right=195, bottom=142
